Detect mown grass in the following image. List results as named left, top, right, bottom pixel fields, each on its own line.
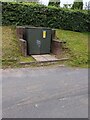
left=2, top=26, right=20, bottom=60
left=56, top=29, right=89, bottom=67
left=2, top=26, right=20, bottom=68
left=20, top=56, right=35, bottom=63
left=2, top=26, right=36, bottom=68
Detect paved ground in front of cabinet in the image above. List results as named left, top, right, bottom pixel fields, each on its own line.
left=2, top=66, right=88, bottom=118
left=32, top=54, right=59, bottom=62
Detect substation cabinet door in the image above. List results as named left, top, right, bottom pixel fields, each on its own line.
left=26, top=28, right=41, bottom=55
left=40, top=29, right=52, bottom=54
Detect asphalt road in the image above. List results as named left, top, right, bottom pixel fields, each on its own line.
left=2, top=66, right=88, bottom=118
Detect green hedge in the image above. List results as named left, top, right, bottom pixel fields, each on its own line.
left=2, top=2, right=90, bottom=32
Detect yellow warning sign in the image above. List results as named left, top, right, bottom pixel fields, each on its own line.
left=43, top=31, right=46, bottom=38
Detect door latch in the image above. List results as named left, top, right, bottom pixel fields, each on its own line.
left=36, top=40, right=41, bottom=48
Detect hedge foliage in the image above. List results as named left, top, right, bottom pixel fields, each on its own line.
left=2, top=2, right=90, bottom=32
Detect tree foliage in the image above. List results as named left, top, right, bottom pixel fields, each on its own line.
left=0, top=0, right=39, bottom=2
left=63, top=4, right=72, bottom=9
left=48, top=0, right=60, bottom=7
left=72, top=0, right=83, bottom=9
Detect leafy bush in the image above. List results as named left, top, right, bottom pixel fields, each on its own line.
left=2, top=2, right=89, bottom=32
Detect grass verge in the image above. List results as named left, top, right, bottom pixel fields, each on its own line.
left=2, top=26, right=36, bottom=68
left=56, top=29, right=88, bottom=67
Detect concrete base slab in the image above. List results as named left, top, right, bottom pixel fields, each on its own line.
left=41, top=54, right=58, bottom=61
left=32, top=54, right=59, bottom=62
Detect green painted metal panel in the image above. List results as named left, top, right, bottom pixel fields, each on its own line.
left=26, top=28, right=41, bottom=55
left=40, top=29, right=51, bottom=54
left=25, top=27, right=52, bottom=55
